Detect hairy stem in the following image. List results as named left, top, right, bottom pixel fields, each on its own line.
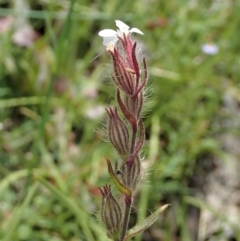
left=120, top=118, right=137, bottom=239
left=120, top=198, right=132, bottom=241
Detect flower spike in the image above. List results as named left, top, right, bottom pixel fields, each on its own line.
left=97, top=20, right=168, bottom=241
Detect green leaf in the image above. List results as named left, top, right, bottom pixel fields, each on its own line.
left=2, top=183, right=39, bottom=241
left=124, top=204, right=169, bottom=241
left=105, top=157, right=132, bottom=201
left=36, top=175, right=96, bottom=241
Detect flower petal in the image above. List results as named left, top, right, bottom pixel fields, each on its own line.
left=130, top=27, right=144, bottom=35
left=102, top=36, right=118, bottom=46
left=115, top=20, right=130, bottom=32
left=98, top=20, right=143, bottom=47
left=98, top=29, right=117, bottom=37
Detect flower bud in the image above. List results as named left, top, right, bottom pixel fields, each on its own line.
left=121, top=155, right=142, bottom=190
left=109, top=48, right=137, bottom=95
left=106, top=107, right=130, bottom=156
left=99, top=185, right=122, bottom=238
left=124, top=91, right=143, bottom=119
left=121, top=120, right=145, bottom=190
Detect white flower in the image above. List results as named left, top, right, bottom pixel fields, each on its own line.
left=201, top=44, right=218, bottom=55
left=98, top=20, right=143, bottom=47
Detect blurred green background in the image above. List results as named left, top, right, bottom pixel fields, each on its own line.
left=1, top=0, right=240, bottom=240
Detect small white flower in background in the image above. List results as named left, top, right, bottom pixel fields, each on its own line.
left=98, top=20, right=143, bottom=47
left=85, top=105, right=105, bottom=119
left=201, top=43, right=219, bottom=55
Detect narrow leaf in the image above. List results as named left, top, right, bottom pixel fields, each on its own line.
left=124, top=204, right=169, bottom=241
left=2, top=183, right=38, bottom=241
left=105, top=157, right=132, bottom=199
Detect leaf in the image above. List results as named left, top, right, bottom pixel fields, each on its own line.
left=36, top=176, right=96, bottom=241
left=124, top=204, right=169, bottom=241
left=105, top=157, right=132, bottom=202
left=2, top=183, right=38, bottom=241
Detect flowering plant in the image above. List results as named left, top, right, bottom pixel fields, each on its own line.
left=97, top=20, right=168, bottom=241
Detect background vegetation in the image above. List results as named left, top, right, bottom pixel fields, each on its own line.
left=1, top=0, right=240, bottom=240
